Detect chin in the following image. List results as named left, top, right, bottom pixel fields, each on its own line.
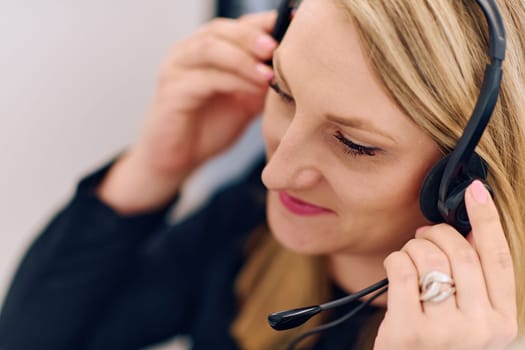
left=266, top=192, right=339, bottom=255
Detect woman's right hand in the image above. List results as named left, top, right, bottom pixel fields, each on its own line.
left=97, top=12, right=277, bottom=214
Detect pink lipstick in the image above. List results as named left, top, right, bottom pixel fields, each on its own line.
left=278, top=192, right=332, bottom=216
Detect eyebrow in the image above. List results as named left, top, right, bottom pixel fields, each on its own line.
left=272, top=52, right=396, bottom=144
left=273, top=52, right=293, bottom=94
left=326, top=115, right=396, bottom=143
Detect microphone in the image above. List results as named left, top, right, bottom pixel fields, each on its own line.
left=268, top=277, right=388, bottom=330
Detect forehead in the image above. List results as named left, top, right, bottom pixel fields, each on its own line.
left=281, top=0, right=383, bottom=101
left=278, top=0, right=423, bottom=144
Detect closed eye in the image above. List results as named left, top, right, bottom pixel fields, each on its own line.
left=334, top=131, right=379, bottom=157
left=269, top=80, right=295, bottom=105
left=269, top=79, right=379, bottom=158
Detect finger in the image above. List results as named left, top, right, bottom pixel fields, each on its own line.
left=416, top=224, right=490, bottom=314
left=465, top=180, right=516, bottom=318
left=384, top=251, right=422, bottom=320
left=402, top=237, right=457, bottom=315
left=239, top=10, right=278, bottom=33
left=162, top=68, right=266, bottom=104
left=200, top=17, right=277, bottom=61
left=175, top=36, right=274, bottom=85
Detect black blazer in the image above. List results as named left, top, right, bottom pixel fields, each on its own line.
left=0, top=156, right=381, bottom=349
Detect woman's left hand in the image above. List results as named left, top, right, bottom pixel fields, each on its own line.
left=374, top=180, right=518, bottom=349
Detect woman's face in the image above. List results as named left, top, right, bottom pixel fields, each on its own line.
left=262, top=0, right=443, bottom=257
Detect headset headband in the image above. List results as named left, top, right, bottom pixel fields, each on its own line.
left=437, top=0, right=506, bottom=223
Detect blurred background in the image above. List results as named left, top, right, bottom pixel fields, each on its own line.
left=0, top=3, right=278, bottom=345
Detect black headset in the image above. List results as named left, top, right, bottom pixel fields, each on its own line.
left=266, top=0, right=506, bottom=346
left=420, top=0, right=505, bottom=236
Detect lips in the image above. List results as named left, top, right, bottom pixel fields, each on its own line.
left=278, top=192, right=332, bottom=216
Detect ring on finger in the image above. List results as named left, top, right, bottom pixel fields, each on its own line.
left=419, top=271, right=456, bottom=303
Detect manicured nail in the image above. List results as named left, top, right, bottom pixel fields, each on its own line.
left=256, top=34, right=277, bottom=51
left=256, top=63, right=274, bottom=80
left=470, top=180, right=488, bottom=204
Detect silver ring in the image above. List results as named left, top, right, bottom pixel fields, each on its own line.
left=419, top=271, right=456, bottom=303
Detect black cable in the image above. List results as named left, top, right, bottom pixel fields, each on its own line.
left=286, top=286, right=388, bottom=350
left=320, top=278, right=387, bottom=311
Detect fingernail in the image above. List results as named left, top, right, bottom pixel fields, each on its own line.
left=470, top=180, right=488, bottom=204
left=256, top=34, right=277, bottom=51
left=256, top=63, right=274, bottom=80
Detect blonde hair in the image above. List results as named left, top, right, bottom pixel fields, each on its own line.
left=341, top=0, right=525, bottom=337
left=232, top=1, right=525, bottom=348
left=232, top=226, right=332, bottom=350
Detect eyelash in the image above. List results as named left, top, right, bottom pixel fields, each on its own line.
left=269, top=80, right=295, bottom=105
left=334, top=132, right=378, bottom=157
left=269, top=81, right=378, bottom=157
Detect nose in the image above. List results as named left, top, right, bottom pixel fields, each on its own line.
left=262, top=118, right=323, bottom=191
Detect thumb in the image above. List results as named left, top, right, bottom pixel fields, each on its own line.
left=465, top=180, right=501, bottom=239
left=464, top=182, right=515, bottom=318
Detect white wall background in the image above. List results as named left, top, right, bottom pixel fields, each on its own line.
left=0, top=1, right=229, bottom=309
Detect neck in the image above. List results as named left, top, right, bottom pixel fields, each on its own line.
left=327, top=252, right=388, bottom=307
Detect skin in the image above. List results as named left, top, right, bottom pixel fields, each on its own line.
left=261, top=0, right=443, bottom=294
left=96, top=12, right=278, bottom=213
left=96, top=0, right=518, bottom=347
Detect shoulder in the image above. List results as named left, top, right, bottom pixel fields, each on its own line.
left=182, top=156, right=266, bottom=230
left=157, top=156, right=267, bottom=255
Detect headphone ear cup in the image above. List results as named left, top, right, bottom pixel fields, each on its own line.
left=419, top=152, right=489, bottom=225
left=419, top=156, right=450, bottom=223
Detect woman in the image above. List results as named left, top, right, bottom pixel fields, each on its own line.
left=0, top=0, right=523, bottom=349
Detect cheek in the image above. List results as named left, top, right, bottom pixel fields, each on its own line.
left=362, top=164, right=430, bottom=214
left=385, top=168, right=426, bottom=203
left=334, top=154, right=441, bottom=249
left=335, top=170, right=420, bottom=230
left=338, top=139, right=442, bottom=212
